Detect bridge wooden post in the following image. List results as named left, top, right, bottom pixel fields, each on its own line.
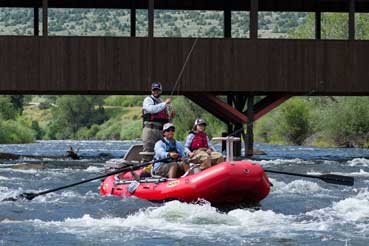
left=224, top=2, right=231, bottom=38
left=224, top=96, right=234, bottom=154
left=246, top=96, right=255, bottom=157
left=315, top=11, right=321, bottom=39
left=34, top=7, right=39, bottom=36
left=148, top=0, right=154, bottom=83
left=130, top=0, right=136, bottom=37
left=224, top=95, right=247, bottom=157
left=234, top=96, right=247, bottom=157
left=42, top=0, right=48, bottom=36
left=148, top=0, right=154, bottom=38
left=349, top=0, right=355, bottom=40
left=250, top=0, right=259, bottom=39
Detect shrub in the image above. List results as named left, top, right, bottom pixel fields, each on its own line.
left=276, top=98, right=312, bottom=145
left=120, top=120, right=142, bottom=140
left=322, top=97, right=369, bottom=147
left=0, top=120, right=35, bottom=143
left=104, top=96, right=144, bottom=107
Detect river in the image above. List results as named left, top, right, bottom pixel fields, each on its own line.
left=1, top=140, right=369, bottom=246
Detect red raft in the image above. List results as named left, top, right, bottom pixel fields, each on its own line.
left=100, top=160, right=271, bottom=206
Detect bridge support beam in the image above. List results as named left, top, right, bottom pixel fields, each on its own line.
left=130, top=0, right=136, bottom=37
left=186, top=93, right=290, bottom=157
left=42, top=0, right=48, bottom=36
left=246, top=96, right=254, bottom=156
left=33, top=7, right=39, bottom=36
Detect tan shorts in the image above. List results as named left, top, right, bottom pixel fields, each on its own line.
left=155, top=161, right=186, bottom=177
left=192, top=149, right=224, bottom=170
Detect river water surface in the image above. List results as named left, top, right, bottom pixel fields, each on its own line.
left=1, top=140, right=369, bottom=246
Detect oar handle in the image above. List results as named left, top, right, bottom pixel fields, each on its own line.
left=5, top=157, right=170, bottom=201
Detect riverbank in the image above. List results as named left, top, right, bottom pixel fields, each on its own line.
left=1, top=95, right=368, bottom=149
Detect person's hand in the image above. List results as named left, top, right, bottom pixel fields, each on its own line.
left=170, top=109, right=176, bottom=118
left=169, top=152, right=179, bottom=159
left=206, top=149, right=212, bottom=154
left=165, top=98, right=171, bottom=104
left=188, top=152, right=195, bottom=158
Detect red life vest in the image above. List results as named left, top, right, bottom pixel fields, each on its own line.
left=190, top=132, right=209, bottom=151
left=143, top=96, right=169, bottom=123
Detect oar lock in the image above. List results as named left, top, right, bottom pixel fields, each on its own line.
left=243, top=168, right=250, bottom=175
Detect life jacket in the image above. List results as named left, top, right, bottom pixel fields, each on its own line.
left=142, top=96, right=169, bottom=123
left=190, top=131, right=209, bottom=151
left=161, top=139, right=179, bottom=162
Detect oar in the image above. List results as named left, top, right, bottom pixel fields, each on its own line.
left=2, top=157, right=170, bottom=202
left=264, top=169, right=354, bottom=186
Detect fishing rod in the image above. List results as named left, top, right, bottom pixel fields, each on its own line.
left=2, top=157, right=170, bottom=202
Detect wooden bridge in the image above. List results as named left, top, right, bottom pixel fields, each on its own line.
left=1, top=0, right=369, bottom=155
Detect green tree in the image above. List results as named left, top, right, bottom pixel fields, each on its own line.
left=322, top=97, right=369, bottom=147
left=48, top=96, right=107, bottom=139
left=289, top=13, right=348, bottom=39
left=0, top=96, right=18, bottom=120
left=10, top=95, right=31, bottom=114
left=276, top=98, right=312, bottom=145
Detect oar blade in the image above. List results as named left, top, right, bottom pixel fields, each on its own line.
left=19, top=192, right=37, bottom=200
left=319, top=174, right=354, bottom=186
left=1, top=192, right=37, bottom=202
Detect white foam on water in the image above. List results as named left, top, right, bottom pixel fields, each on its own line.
left=338, top=169, right=369, bottom=177
left=256, top=158, right=313, bottom=167
left=21, top=189, right=101, bottom=204
left=0, top=168, right=38, bottom=174
left=84, top=166, right=104, bottom=172
left=0, top=186, right=26, bottom=201
left=322, top=160, right=338, bottom=165
left=0, top=168, right=74, bottom=177
left=0, top=175, right=11, bottom=180
left=18, top=200, right=329, bottom=242
left=347, top=158, right=369, bottom=167
left=306, top=189, right=369, bottom=232
left=270, top=179, right=328, bottom=194
left=308, top=169, right=369, bottom=177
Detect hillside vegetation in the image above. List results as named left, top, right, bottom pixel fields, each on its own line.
left=0, top=8, right=305, bottom=38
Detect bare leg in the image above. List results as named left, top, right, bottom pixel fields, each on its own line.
left=168, top=165, right=178, bottom=178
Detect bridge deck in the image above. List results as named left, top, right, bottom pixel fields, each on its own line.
left=0, top=36, right=368, bottom=95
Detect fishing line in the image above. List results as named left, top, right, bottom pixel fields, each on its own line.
left=170, top=38, right=199, bottom=96
left=166, top=38, right=199, bottom=122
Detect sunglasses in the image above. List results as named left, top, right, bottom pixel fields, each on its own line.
left=165, top=128, right=175, bottom=132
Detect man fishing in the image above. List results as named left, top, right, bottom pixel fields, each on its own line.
left=142, top=82, right=175, bottom=161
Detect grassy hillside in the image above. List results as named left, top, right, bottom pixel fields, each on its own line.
left=0, top=8, right=306, bottom=38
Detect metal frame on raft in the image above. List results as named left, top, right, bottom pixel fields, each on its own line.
left=213, top=136, right=240, bottom=163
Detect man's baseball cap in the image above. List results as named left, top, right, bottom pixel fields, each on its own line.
left=163, top=123, right=175, bottom=132
left=151, top=82, right=162, bottom=90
